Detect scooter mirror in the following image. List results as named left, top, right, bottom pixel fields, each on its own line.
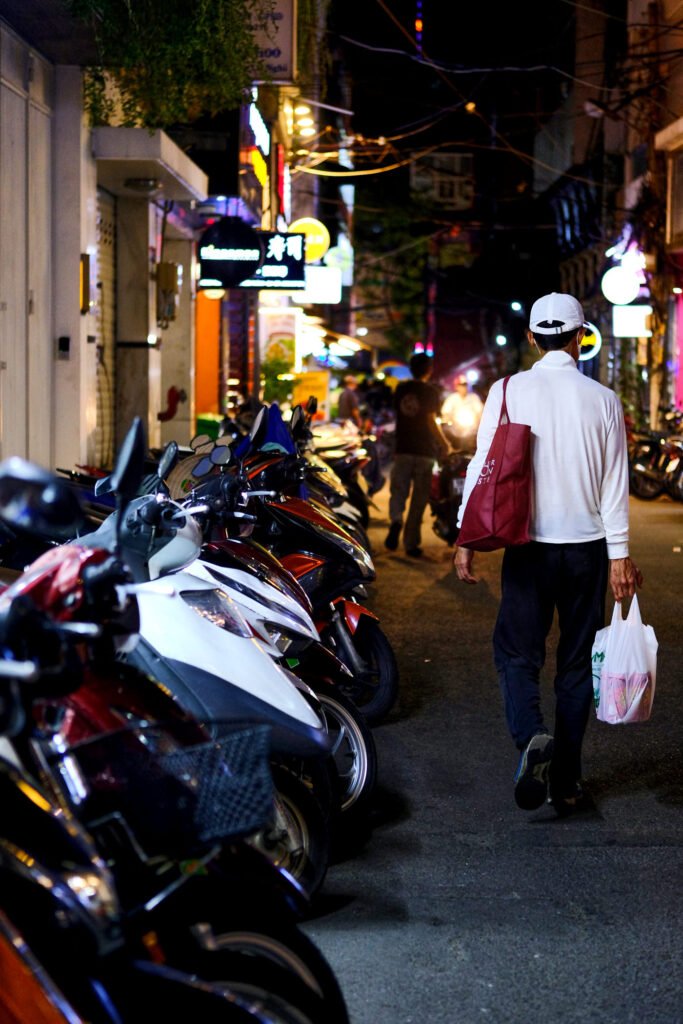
left=0, top=457, right=86, bottom=540
left=191, top=455, right=214, bottom=478
left=290, top=405, right=304, bottom=436
left=305, top=395, right=318, bottom=417
left=190, top=434, right=213, bottom=451
left=210, top=446, right=232, bottom=466
left=157, top=440, right=179, bottom=481
left=249, top=406, right=269, bottom=450
left=94, top=475, right=114, bottom=497
left=110, top=417, right=147, bottom=503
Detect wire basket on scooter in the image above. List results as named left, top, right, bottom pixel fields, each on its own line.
left=50, top=722, right=274, bottom=857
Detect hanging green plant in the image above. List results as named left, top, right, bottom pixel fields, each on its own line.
left=66, top=0, right=276, bottom=128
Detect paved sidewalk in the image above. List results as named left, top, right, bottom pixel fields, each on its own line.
left=304, top=483, right=683, bottom=1024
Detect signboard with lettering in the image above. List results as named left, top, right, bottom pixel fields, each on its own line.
left=291, top=371, right=331, bottom=419
left=254, top=0, right=296, bottom=83
left=289, top=217, right=330, bottom=263
left=238, top=231, right=306, bottom=290
left=198, top=218, right=265, bottom=289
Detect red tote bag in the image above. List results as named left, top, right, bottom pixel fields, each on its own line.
left=456, top=376, right=532, bottom=552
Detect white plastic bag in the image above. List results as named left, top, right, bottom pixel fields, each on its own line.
left=591, top=595, right=657, bottom=725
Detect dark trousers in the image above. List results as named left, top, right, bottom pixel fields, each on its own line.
left=492, top=539, right=608, bottom=796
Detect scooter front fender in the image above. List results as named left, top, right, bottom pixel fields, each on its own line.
left=321, top=598, right=379, bottom=636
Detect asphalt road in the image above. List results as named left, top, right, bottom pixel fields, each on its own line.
left=303, top=483, right=683, bottom=1024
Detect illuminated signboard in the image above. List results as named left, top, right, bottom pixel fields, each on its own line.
left=249, top=102, right=271, bottom=156
left=289, top=217, right=330, bottom=263
left=612, top=305, right=653, bottom=338
left=290, top=265, right=343, bottom=305
left=579, top=321, right=603, bottom=361
left=198, top=217, right=265, bottom=289
left=238, top=231, right=306, bottom=289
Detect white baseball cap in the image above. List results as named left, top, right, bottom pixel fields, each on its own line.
left=529, top=292, right=586, bottom=335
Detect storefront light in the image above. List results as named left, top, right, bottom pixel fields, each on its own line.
left=601, top=265, right=641, bottom=305
left=299, top=127, right=316, bottom=138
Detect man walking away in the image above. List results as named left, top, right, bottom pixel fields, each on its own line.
left=452, top=293, right=643, bottom=815
left=337, top=375, right=363, bottom=429
left=385, top=353, right=450, bottom=558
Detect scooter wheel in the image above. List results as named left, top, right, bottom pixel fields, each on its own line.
left=629, top=470, right=664, bottom=499
left=330, top=618, right=399, bottom=727
left=311, top=679, right=377, bottom=817
left=171, top=935, right=349, bottom=1024
left=251, top=766, right=330, bottom=900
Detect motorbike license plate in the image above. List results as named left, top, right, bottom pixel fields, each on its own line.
left=451, top=477, right=465, bottom=496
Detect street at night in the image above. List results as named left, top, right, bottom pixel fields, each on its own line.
left=1, top=1, right=683, bottom=1021
left=304, top=487, right=683, bottom=1024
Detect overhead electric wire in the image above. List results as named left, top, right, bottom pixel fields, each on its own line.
left=337, top=32, right=618, bottom=93
left=324, top=0, right=683, bottom=191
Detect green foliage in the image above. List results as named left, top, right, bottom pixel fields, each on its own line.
left=296, top=0, right=330, bottom=95
left=66, top=0, right=275, bottom=127
left=261, top=356, right=294, bottom=405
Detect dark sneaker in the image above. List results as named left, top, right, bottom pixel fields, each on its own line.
left=549, top=783, right=592, bottom=818
left=514, top=732, right=554, bottom=810
left=406, top=547, right=423, bottom=558
left=385, top=522, right=401, bottom=551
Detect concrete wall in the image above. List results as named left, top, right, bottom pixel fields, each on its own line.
left=52, top=65, right=99, bottom=470
left=0, top=23, right=55, bottom=465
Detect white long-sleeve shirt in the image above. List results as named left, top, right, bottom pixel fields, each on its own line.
left=456, top=351, right=630, bottom=558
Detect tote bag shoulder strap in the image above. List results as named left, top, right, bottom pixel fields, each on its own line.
left=499, top=376, right=511, bottom=426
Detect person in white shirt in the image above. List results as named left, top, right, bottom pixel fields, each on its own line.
left=452, top=292, right=643, bottom=816
left=440, top=373, right=484, bottom=450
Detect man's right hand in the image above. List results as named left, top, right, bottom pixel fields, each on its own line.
left=609, top=556, right=643, bottom=602
left=453, top=545, right=478, bottom=584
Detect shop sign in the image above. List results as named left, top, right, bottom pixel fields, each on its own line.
left=578, top=321, right=603, bottom=361
left=259, top=308, right=300, bottom=368
left=253, top=0, right=295, bottom=83
left=290, top=265, right=342, bottom=305
left=249, top=102, right=270, bottom=156
left=291, top=370, right=331, bottom=419
left=612, top=305, right=653, bottom=339
left=198, top=217, right=264, bottom=289
left=289, top=218, right=331, bottom=263
left=239, top=231, right=306, bottom=290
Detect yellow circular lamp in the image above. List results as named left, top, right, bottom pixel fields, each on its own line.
left=289, top=217, right=331, bottom=263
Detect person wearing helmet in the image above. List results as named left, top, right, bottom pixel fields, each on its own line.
left=452, top=292, right=643, bottom=817
left=440, top=373, right=483, bottom=451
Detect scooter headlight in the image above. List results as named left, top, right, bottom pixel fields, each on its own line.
left=181, top=589, right=252, bottom=637
left=263, top=624, right=295, bottom=654
left=336, top=536, right=374, bottom=578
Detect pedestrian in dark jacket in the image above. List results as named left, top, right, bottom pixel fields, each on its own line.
left=385, top=353, right=451, bottom=557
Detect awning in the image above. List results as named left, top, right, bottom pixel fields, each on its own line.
left=92, top=126, right=208, bottom=202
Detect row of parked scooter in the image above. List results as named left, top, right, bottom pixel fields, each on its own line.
left=0, top=399, right=398, bottom=1022
left=628, top=407, right=683, bottom=501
